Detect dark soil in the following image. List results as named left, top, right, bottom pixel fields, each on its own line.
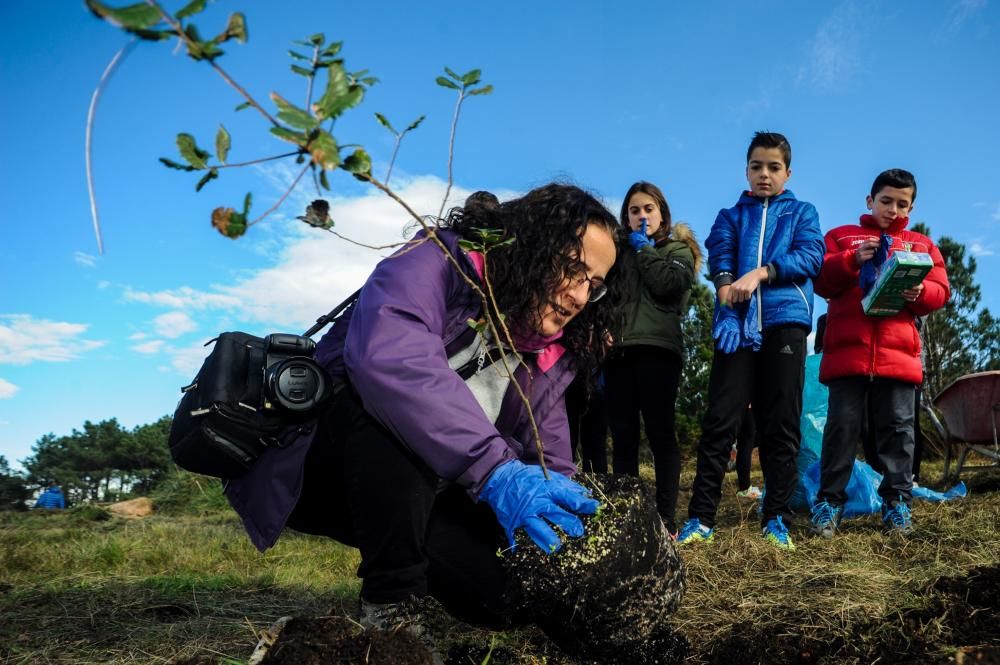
left=503, top=474, right=688, bottom=664
left=258, top=616, right=433, bottom=665
left=705, top=564, right=1000, bottom=665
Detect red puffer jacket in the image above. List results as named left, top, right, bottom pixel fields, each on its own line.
left=815, top=214, right=950, bottom=385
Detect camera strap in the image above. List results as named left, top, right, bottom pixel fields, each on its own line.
left=302, top=288, right=362, bottom=338
left=243, top=343, right=265, bottom=409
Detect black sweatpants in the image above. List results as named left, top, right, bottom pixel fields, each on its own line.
left=687, top=326, right=807, bottom=528
left=603, top=345, right=682, bottom=532
left=565, top=374, right=609, bottom=474
left=285, top=384, right=512, bottom=624
left=735, top=407, right=757, bottom=491
left=819, top=377, right=916, bottom=507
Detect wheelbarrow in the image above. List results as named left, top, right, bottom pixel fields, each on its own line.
left=930, top=370, right=1000, bottom=483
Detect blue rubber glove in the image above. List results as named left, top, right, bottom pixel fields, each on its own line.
left=859, top=233, right=894, bottom=296
left=712, top=310, right=742, bottom=354
left=742, top=296, right=763, bottom=352
left=479, top=460, right=600, bottom=554
left=628, top=218, right=654, bottom=252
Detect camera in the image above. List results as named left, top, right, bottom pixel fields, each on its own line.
left=262, top=333, right=330, bottom=413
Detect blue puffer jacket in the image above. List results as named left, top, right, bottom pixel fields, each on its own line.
left=34, top=486, right=65, bottom=509
left=706, top=189, right=824, bottom=334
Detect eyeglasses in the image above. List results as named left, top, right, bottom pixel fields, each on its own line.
left=570, top=271, right=608, bottom=303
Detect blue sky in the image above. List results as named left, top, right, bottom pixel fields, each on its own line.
left=2, top=1, right=999, bottom=470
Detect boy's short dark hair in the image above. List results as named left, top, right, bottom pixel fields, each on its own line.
left=746, top=131, right=792, bottom=168
left=870, top=169, right=917, bottom=202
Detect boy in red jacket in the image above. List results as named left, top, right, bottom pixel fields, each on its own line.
left=810, top=169, right=949, bottom=537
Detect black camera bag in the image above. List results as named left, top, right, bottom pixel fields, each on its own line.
left=168, top=332, right=308, bottom=479
left=167, top=290, right=360, bottom=479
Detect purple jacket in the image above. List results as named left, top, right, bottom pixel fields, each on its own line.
left=226, top=229, right=578, bottom=551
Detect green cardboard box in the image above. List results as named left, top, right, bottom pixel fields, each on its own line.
left=861, top=251, right=934, bottom=316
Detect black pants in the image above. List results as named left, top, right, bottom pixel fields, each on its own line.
left=864, top=387, right=923, bottom=482
left=688, top=326, right=807, bottom=528
left=603, top=346, right=682, bottom=532
left=565, top=374, right=609, bottom=474
left=285, top=384, right=511, bottom=624
left=735, top=407, right=756, bottom=491
left=820, top=377, right=916, bottom=507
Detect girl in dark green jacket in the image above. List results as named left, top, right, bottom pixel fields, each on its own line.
left=605, top=181, right=702, bottom=536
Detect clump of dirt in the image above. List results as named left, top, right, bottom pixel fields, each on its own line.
left=502, top=474, right=688, bottom=664
left=257, top=616, right=432, bottom=665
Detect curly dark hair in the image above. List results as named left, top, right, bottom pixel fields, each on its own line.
left=445, top=183, right=624, bottom=377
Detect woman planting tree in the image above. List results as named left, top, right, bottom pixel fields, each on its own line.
left=224, top=183, right=623, bottom=657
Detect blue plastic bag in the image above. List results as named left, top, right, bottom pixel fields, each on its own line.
left=790, top=355, right=826, bottom=511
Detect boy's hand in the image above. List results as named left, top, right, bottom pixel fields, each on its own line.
left=902, top=282, right=924, bottom=302
left=717, top=285, right=732, bottom=307
left=628, top=218, right=653, bottom=252
left=854, top=239, right=879, bottom=266
left=729, top=267, right=769, bottom=303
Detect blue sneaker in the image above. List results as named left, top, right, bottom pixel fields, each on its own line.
left=676, top=518, right=714, bottom=545
left=809, top=500, right=842, bottom=539
left=761, top=516, right=795, bottom=550
left=882, top=498, right=913, bottom=536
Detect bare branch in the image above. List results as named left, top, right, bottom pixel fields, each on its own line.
left=247, top=162, right=310, bottom=227
left=437, top=90, right=465, bottom=220
left=86, top=38, right=137, bottom=255
left=146, top=0, right=279, bottom=127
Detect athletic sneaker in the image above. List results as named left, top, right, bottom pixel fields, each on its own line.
left=676, top=518, right=715, bottom=545
left=881, top=498, right=914, bottom=536
left=809, top=500, right=842, bottom=539
left=761, top=516, right=795, bottom=550
left=360, top=595, right=445, bottom=665
left=736, top=485, right=762, bottom=500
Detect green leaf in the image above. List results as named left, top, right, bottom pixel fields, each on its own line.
left=288, top=50, right=311, bottom=61
left=306, top=129, right=340, bottom=171
left=234, top=101, right=251, bottom=112
left=242, top=192, right=252, bottom=216
left=318, top=169, right=331, bottom=191
left=269, top=126, right=308, bottom=147
left=176, top=133, right=210, bottom=169
left=195, top=167, right=218, bottom=192
left=314, top=62, right=364, bottom=120
left=405, top=115, right=426, bottom=132
left=444, top=66, right=461, bottom=81
left=271, top=92, right=318, bottom=130
left=321, top=41, right=342, bottom=57
left=85, top=0, right=160, bottom=30
left=342, top=148, right=371, bottom=178
left=175, top=0, right=208, bottom=20
left=215, top=125, right=230, bottom=164
left=468, top=84, right=494, bottom=96
left=435, top=76, right=460, bottom=90
left=308, top=32, right=325, bottom=46
left=458, top=239, right=480, bottom=252
left=223, top=12, right=247, bottom=43
left=461, top=69, right=482, bottom=86
left=291, top=64, right=313, bottom=77
left=359, top=76, right=379, bottom=87
left=158, top=157, right=197, bottom=172
left=183, top=25, right=224, bottom=61
left=374, top=112, right=397, bottom=134
left=131, top=28, right=172, bottom=41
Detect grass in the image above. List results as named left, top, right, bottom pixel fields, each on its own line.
left=1, top=463, right=997, bottom=664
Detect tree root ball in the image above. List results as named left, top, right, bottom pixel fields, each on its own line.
left=502, top=474, right=688, bottom=664
left=257, top=616, right=433, bottom=665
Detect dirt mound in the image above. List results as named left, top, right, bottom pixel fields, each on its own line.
left=254, top=615, right=433, bottom=665
left=107, top=497, right=154, bottom=518
left=502, top=474, right=688, bottom=664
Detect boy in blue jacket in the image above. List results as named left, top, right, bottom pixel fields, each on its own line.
left=677, top=132, right=824, bottom=550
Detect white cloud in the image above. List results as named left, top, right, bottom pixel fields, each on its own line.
left=74, top=251, right=98, bottom=268
left=969, top=241, right=995, bottom=257
left=0, top=315, right=106, bottom=365
left=153, top=311, right=197, bottom=339
left=169, top=340, right=215, bottom=378
left=947, top=0, right=987, bottom=30
left=97, top=280, right=111, bottom=289
left=0, top=378, right=19, bottom=399
left=124, top=286, right=242, bottom=310
left=131, top=340, right=165, bottom=354
left=128, top=332, right=148, bottom=341
left=796, top=1, right=863, bottom=92
left=992, top=205, right=1000, bottom=221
